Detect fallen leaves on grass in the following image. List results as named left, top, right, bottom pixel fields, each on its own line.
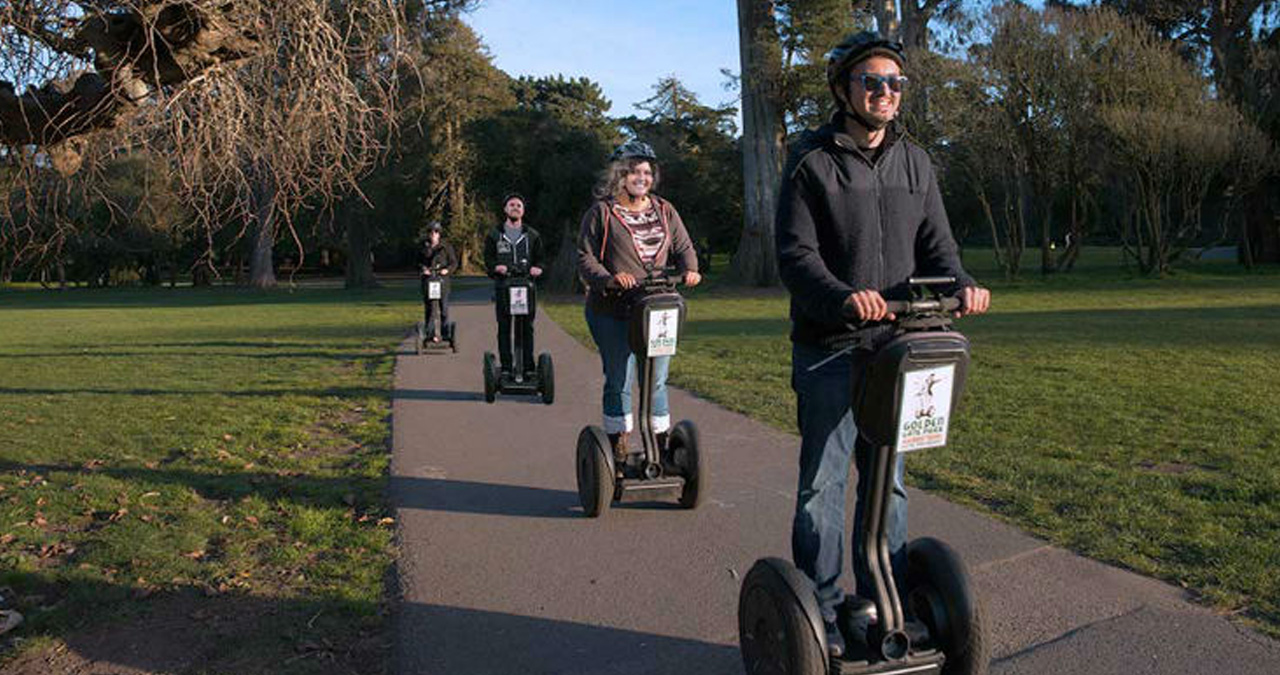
left=38, top=542, right=76, bottom=559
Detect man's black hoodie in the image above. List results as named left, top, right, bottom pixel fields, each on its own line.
left=483, top=223, right=544, bottom=287
left=775, top=117, right=975, bottom=352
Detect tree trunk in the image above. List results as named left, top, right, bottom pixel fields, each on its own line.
left=548, top=224, right=582, bottom=293
left=900, top=1, right=940, bottom=52
left=1242, top=179, right=1279, bottom=265
left=731, top=0, right=783, bottom=287
left=344, top=204, right=379, bottom=289
left=1040, top=202, right=1053, bottom=276
left=874, top=0, right=901, bottom=40
left=248, top=168, right=278, bottom=289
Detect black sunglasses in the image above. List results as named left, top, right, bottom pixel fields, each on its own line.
left=855, top=73, right=908, bottom=94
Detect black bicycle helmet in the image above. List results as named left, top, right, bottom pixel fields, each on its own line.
left=502, top=192, right=526, bottom=207
left=826, top=31, right=905, bottom=100
left=610, top=139, right=658, bottom=163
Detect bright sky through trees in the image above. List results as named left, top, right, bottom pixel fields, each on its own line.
left=466, top=0, right=741, bottom=117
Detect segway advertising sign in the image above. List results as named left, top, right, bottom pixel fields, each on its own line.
left=647, top=308, right=680, bottom=356
left=428, top=280, right=442, bottom=300
left=896, top=365, right=955, bottom=453
left=509, top=287, right=529, bottom=315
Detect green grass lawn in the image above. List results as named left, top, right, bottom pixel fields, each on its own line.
left=546, top=249, right=1280, bottom=639
left=0, top=283, right=424, bottom=673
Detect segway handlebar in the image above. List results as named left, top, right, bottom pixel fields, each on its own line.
left=604, top=267, right=685, bottom=291
left=884, top=296, right=962, bottom=315
left=883, top=276, right=963, bottom=316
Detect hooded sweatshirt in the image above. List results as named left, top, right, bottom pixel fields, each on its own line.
left=775, top=117, right=975, bottom=352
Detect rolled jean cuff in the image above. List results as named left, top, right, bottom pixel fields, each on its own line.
left=604, top=413, right=633, bottom=434
left=651, top=414, right=671, bottom=433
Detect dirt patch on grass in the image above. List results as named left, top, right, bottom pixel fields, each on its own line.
left=2, top=588, right=387, bottom=675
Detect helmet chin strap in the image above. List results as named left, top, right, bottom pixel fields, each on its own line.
left=834, top=89, right=888, bottom=133
left=841, top=106, right=887, bottom=132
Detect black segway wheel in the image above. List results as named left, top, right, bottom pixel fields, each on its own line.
left=415, top=321, right=424, bottom=356
left=670, top=420, right=705, bottom=509
left=906, top=537, right=989, bottom=675
left=738, top=558, right=827, bottom=675
left=538, top=353, right=554, bottom=405
left=482, top=352, right=499, bottom=403
left=447, top=322, right=458, bottom=353
left=575, top=426, right=614, bottom=518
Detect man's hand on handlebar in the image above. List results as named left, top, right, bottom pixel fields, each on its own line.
left=439, top=268, right=449, bottom=276
left=530, top=266, right=543, bottom=278
left=683, top=271, right=702, bottom=288
left=845, top=289, right=895, bottom=322
left=494, top=264, right=508, bottom=276
left=612, top=272, right=638, bottom=289
left=958, top=286, right=991, bottom=317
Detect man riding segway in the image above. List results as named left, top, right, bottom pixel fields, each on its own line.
left=738, top=31, right=992, bottom=673
left=481, top=193, right=554, bottom=403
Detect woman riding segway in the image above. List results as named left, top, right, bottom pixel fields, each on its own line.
left=576, top=140, right=701, bottom=465
left=573, top=140, right=706, bottom=515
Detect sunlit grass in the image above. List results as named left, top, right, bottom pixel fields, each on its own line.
left=547, top=250, right=1280, bottom=638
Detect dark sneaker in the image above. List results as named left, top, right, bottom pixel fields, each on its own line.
left=824, top=620, right=846, bottom=659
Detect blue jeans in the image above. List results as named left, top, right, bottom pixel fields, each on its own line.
left=585, top=306, right=670, bottom=434
left=791, top=343, right=907, bottom=623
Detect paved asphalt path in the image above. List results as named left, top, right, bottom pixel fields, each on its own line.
left=392, top=283, right=1279, bottom=675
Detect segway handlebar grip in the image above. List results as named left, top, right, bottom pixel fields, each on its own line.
left=884, top=296, right=962, bottom=315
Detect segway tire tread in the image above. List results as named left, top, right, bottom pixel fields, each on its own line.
left=906, top=538, right=989, bottom=675
left=575, top=426, right=613, bottom=518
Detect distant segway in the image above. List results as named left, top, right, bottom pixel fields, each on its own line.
left=738, top=277, right=988, bottom=675
left=482, top=259, right=554, bottom=404
left=416, top=269, right=457, bottom=355
left=575, top=267, right=705, bottom=517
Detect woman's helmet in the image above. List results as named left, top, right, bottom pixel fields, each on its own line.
left=610, top=140, right=658, bottom=162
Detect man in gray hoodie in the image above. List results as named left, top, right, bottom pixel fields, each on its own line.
left=775, top=31, right=991, bottom=657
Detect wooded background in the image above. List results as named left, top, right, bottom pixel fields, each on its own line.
left=2, top=0, right=1276, bottom=289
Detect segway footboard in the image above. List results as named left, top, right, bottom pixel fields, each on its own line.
left=615, top=476, right=685, bottom=503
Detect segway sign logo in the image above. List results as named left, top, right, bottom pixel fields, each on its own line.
left=896, top=365, right=955, bottom=453
left=509, top=287, right=529, bottom=315
left=428, top=281, right=442, bottom=300
left=647, top=308, right=680, bottom=356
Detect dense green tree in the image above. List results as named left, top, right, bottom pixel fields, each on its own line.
left=468, top=75, right=618, bottom=287
left=624, top=77, right=742, bottom=266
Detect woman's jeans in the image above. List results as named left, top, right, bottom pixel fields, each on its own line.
left=791, top=342, right=908, bottom=624
left=585, top=306, right=670, bottom=435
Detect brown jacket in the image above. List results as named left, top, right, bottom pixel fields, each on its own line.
left=577, top=195, right=699, bottom=317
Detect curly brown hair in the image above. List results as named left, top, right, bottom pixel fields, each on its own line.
left=593, top=157, right=661, bottom=200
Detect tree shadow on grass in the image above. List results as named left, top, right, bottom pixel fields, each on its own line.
left=0, top=349, right=376, bottom=362
left=0, top=570, right=742, bottom=675
left=0, top=572, right=387, bottom=675
left=0, top=460, right=578, bottom=520
left=0, top=385, right=388, bottom=399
